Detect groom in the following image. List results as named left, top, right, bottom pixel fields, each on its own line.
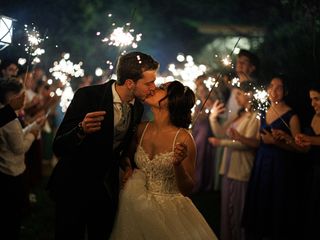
left=47, top=51, right=159, bottom=239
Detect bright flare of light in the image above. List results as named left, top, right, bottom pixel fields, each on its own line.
left=222, top=55, right=232, bottom=66
left=18, top=58, right=27, bottom=65
left=95, top=68, right=103, bottom=77
left=49, top=53, right=83, bottom=111
left=177, top=54, right=185, bottom=62
left=203, top=77, right=219, bottom=90
left=59, top=84, right=74, bottom=112
left=63, top=53, right=70, bottom=60
left=231, top=77, right=240, bottom=87
left=99, top=13, right=143, bottom=81
left=49, top=53, right=84, bottom=84
left=155, top=76, right=175, bottom=86
left=166, top=53, right=208, bottom=91
left=102, top=27, right=142, bottom=48
left=234, top=47, right=241, bottom=54
left=24, top=24, right=46, bottom=64
left=252, top=88, right=270, bottom=119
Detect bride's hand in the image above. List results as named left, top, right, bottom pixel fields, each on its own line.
left=173, top=143, right=188, bottom=166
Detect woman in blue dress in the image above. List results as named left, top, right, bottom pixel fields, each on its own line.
left=295, top=83, right=320, bottom=239
left=242, top=75, right=304, bottom=240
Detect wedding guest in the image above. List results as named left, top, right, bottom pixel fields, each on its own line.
left=225, top=49, right=260, bottom=122
left=295, top=82, right=320, bottom=239
left=0, top=78, right=44, bottom=240
left=192, top=74, right=216, bottom=193
left=242, top=75, right=304, bottom=240
left=209, top=81, right=260, bottom=240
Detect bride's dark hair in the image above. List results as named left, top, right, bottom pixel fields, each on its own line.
left=162, top=80, right=195, bottom=128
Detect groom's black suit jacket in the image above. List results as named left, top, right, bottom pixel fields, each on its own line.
left=47, top=80, right=143, bottom=212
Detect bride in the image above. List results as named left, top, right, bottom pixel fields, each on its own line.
left=110, top=80, right=218, bottom=239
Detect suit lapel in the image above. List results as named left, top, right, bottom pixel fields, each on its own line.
left=100, top=80, right=115, bottom=144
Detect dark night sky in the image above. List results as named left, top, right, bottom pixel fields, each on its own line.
left=0, top=0, right=274, bottom=73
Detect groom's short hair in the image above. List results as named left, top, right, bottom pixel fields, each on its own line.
left=116, top=51, right=159, bottom=85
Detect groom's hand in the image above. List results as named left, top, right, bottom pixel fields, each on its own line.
left=81, top=111, right=106, bottom=134
left=121, top=167, right=133, bottom=188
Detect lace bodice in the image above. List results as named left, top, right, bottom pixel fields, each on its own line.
left=134, top=123, right=181, bottom=194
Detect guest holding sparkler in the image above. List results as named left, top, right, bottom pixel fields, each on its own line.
left=295, top=82, right=320, bottom=239
left=0, top=78, right=45, bottom=240
left=192, top=74, right=216, bottom=193
left=208, top=81, right=260, bottom=240
left=242, top=74, right=304, bottom=240
left=212, top=49, right=259, bottom=194
left=47, top=51, right=159, bottom=240
left=225, top=49, right=260, bottom=122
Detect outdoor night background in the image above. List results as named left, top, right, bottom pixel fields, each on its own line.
left=1, top=0, right=319, bottom=123
left=0, top=0, right=319, bottom=239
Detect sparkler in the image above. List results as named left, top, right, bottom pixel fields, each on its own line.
left=98, top=10, right=141, bottom=108
left=250, top=85, right=291, bottom=131
left=191, top=37, right=242, bottom=128
left=251, top=88, right=269, bottom=119
left=49, top=53, right=85, bottom=112
left=22, top=24, right=47, bottom=82
left=98, top=11, right=142, bottom=81
left=165, top=53, right=208, bottom=91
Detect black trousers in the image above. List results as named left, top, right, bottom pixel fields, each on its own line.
left=54, top=188, right=117, bottom=240
left=0, top=171, right=25, bottom=240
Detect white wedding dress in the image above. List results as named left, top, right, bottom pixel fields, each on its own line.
left=110, top=123, right=218, bottom=240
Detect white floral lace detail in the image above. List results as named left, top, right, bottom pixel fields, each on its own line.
left=134, top=145, right=180, bottom=194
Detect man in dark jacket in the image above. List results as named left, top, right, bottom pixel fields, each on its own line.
left=47, top=51, right=159, bottom=239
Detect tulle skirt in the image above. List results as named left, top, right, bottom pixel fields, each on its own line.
left=110, top=169, right=218, bottom=240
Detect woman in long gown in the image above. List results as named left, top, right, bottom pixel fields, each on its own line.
left=242, top=75, right=304, bottom=240
left=295, top=83, right=320, bottom=238
left=110, top=80, right=218, bottom=240
left=192, top=75, right=216, bottom=193
left=208, top=81, right=260, bottom=240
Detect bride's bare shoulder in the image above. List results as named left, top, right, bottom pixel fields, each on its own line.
left=176, top=128, right=195, bottom=145
left=136, top=121, right=149, bottom=137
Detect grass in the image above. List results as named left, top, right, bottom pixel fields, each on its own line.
left=20, top=177, right=55, bottom=240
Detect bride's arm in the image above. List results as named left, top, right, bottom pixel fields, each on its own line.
left=173, top=130, right=196, bottom=196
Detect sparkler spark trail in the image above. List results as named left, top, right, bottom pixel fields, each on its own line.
left=165, top=54, right=208, bottom=90
left=102, top=26, right=142, bottom=48
left=49, top=53, right=85, bottom=112
left=24, top=24, right=47, bottom=65
left=191, top=37, right=242, bottom=128
left=251, top=88, right=270, bottom=119
left=21, top=23, right=48, bottom=84
left=98, top=9, right=140, bottom=109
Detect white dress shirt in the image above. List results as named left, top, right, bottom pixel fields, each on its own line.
left=0, top=111, right=36, bottom=176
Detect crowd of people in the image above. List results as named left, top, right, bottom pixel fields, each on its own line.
left=0, top=49, right=319, bottom=240
left=192, top=49, right=320, bottom=240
